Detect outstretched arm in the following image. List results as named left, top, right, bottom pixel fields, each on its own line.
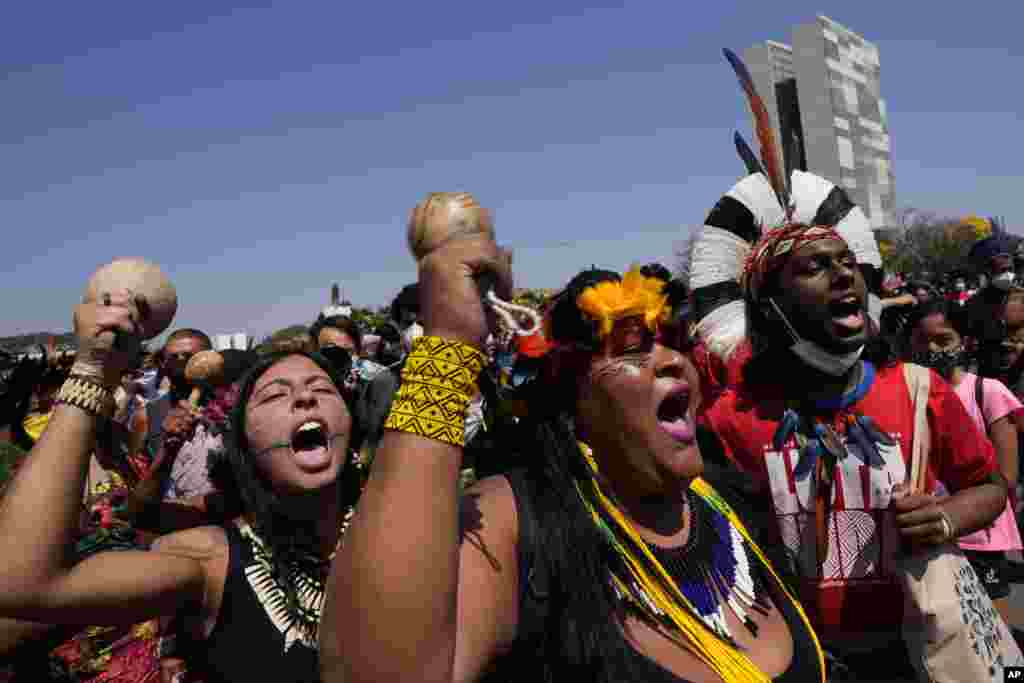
left=0, top=292, right=209, bottom=627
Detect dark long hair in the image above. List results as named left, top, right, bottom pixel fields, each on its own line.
left=502, top=268, right=644, bottom=682
left=208, top=351, right=361, bottom=616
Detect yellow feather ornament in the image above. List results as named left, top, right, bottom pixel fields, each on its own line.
left=575, top=265, right=670, bottom=339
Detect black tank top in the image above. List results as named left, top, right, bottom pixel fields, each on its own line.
left=493, top=468, right=823, bottom=683
left=188, top=521, right=321, bottom=683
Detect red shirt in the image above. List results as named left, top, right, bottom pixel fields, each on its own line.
left=703, top=361, right=996, bottom=643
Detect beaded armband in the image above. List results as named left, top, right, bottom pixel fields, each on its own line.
left=56, top=375, right=116, bottom=419
left=384, top=336, right=487, bottom=447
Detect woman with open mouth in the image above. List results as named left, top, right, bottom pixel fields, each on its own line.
left=322, top=205, right=827, bottom=682
left=0, top=287, right=361, bottom=683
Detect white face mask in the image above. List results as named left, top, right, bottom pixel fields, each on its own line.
left=769, top=299, right=864, bottom=377
left=992, top=272, right=1016, bottom=291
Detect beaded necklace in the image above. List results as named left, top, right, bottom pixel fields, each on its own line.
left=238, top=510, right=352, bottom=653
left=573, top=443, right=826, bottom=683
left=644, top=488, right=769, bottom=642
left=770, top=360, right=890, bottom=565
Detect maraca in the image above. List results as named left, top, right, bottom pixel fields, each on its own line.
left=406, top=193, right=539, bottom=336
left=83, top=258, right=178, bottom=340
left=407, top=192, right=495, bottom=262
left=185, top=350, right=225, bottom=408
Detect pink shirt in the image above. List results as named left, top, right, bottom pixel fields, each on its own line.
left=954, top=372, right=1023, bottom=551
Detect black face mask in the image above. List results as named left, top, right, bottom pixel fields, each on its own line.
left=318, top=345, right=354, bottom=379
left=912, top=347, right=965, bottom=379
left=376, top=341, right=403, bottom=366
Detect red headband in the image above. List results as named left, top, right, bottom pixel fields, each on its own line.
left=742, top=223, right=844, bottom=302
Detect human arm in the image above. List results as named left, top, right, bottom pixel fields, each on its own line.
left=123, top=405, right=199, bottom=529
left=879, top=293, right=917, bottom=310
left=894, top=379, right=1007, bottom=547
left=989, top=417, right=1018, bottom=506
left=981, top=378, right=1022, bottom=487
left=322, top=232, right=520, bottom=683
left=0, top=293, right=210, bottom=626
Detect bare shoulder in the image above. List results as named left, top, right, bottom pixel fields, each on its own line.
left=152, top=524, right=230, bottom=561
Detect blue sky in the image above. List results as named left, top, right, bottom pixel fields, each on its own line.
left=2, top=1, right=1022, bottom=341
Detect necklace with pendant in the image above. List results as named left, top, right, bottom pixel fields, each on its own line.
left=238, top=514, right=351, bottom=653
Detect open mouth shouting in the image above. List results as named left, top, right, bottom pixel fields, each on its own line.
left=829, top=293, right=865, bottom=335
left=290, top=418, right=333, bottom=471
left=655, top=384, right=695, bottom=445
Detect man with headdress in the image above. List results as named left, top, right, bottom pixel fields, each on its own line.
left=692, top=177, right=1007, bottom=677
left=690, top=49, right=1007, bottom=679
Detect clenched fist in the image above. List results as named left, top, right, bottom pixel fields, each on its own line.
left=418, top=237, right=513, bottom=350
left=72, top=289, right=143, bottom=387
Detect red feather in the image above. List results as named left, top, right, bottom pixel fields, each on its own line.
left=723, top=48, right=790, bottom=214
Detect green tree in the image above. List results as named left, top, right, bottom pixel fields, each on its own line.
left=881, top=209, right=1017, bottom=279
left=349, top=307, right=388, bottom=333
left=256, top=324, right=311, bottom=354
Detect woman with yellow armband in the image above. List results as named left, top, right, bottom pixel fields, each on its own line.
left=321, top=192, right=825, bottom=683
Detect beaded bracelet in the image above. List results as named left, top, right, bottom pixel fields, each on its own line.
left=383, top=336, right=487, bottom=447
left=56, top=374, right=116, bottom=419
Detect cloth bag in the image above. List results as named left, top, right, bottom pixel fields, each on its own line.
left=899, top=363, right=1024, bottom=682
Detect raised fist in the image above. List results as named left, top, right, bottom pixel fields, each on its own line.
left=72, top=289, right=142, bottom=387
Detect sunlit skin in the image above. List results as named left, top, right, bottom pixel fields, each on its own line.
left=317, top=327, right=357, bottom=354
left=245, top=355, right=352, bottom=497
left=574, top=316, right=703, bottom=506
left=771, top=238, right=868, bottom=354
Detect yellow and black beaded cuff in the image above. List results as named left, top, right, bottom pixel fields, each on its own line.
left=383, top=336, right=487, bottom=447
left=56, top=375, right=116, bottom=419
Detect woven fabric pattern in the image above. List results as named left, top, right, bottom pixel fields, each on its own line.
left=384, top=337, right=485, bottom=446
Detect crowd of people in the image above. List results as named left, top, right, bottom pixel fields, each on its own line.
left=2, top=61, right=1024, bottom=683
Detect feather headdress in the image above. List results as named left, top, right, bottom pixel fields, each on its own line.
left=575, top=265, right=669, bottom=339
left=691, top=50, right=883, bottom=361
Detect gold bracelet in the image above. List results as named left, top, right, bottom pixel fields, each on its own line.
left=56, top=375, right=116, bottom=419
left=384, top=336, right=486, bottom=447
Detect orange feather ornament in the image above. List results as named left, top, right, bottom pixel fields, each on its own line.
left=723, top=48, right=791, bottom=217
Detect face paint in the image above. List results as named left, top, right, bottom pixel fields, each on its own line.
left=590, top=353, right=651, bottom=382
